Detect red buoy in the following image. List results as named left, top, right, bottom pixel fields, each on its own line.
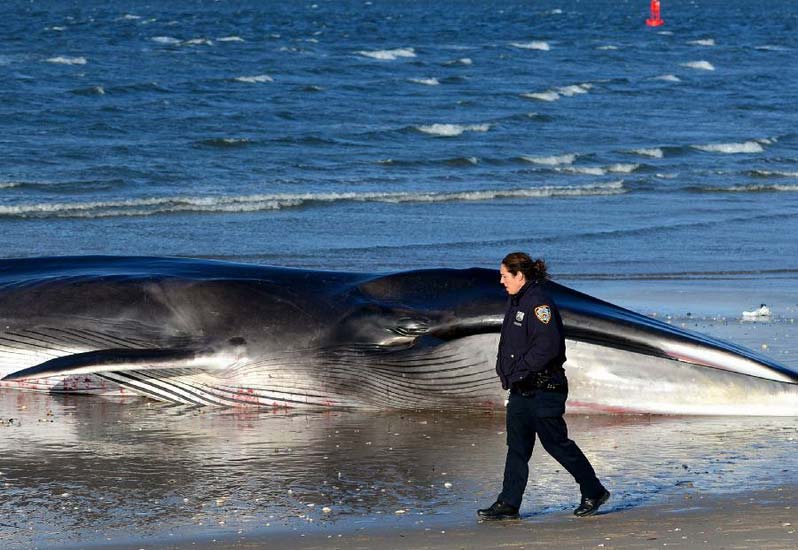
left=646, top=0, right=664, bottom=27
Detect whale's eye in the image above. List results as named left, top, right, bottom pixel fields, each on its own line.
left=390, top=317, right=430, bottom=337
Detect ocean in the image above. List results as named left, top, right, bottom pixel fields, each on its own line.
left=1, top=0, right=797, bottom=278
left=1, top=2, right=798, bottom=547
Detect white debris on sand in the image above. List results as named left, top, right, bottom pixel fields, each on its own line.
left=742, top=304, right=771, bottom=321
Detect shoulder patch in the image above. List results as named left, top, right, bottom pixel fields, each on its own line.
left=534, top=305, right=552, bottom=324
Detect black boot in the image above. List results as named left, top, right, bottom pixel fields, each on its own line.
left=574, top=489, right=610, bottom=517
left=477, top=500, right=520, bottom=520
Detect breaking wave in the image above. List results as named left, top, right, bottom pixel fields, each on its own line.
left=521, top=154, right=576, bottom=166
left=510, top=41, right=550, bottom=51
left=444, top=57, right=472, bottom=66
left=557, top=164, right=637, bottom=176
left=693, top=141, right=764, bottom=154
left=0, top=183, right=626, bottom=219
left=688, top=38, right=716, bottom=46
left=152, top=36, right=181, bottom=45
left=747, top=170, right=798, bottom=178
left=193, top=138, right=252, bottom=148
left=0, top=182, right=21, bottom=190
left=681, top=60, right=715, bottom=71
left=357, top=48, right=416, bottom=61
left=654, top=74, right=681, bottom=82
left=691, top=184, right=798, bottom=194
left=630, top=148, right=664, bottom=158
left=46, top=56, right=87, bottom=65
left=234, top=75, right=273, bottom=83
left=408, top=77, right=439, bottom=86
left=521, top=83, right=591, bottom=102
left=415, top=123, right=491, bottom=137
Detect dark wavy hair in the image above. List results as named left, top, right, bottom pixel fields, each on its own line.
left=501, top=252, right=548, bottom=283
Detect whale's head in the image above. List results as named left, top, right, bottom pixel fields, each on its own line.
left=329, top=268, right=506, bottom=349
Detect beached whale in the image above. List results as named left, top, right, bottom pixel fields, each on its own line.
left=1, top=256, right=796, bottom=415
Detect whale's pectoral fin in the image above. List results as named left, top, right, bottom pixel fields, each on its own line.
left=1, top=347, right=223, bottom=381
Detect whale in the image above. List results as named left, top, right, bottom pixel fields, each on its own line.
left=1, top=256, right=796, bottom=415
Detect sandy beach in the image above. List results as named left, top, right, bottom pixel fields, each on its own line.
left=67, top=484, right=798, bottom=549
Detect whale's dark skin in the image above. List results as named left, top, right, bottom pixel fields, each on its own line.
left=0, top=256, right=796, bottom=414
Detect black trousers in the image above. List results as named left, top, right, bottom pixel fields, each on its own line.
left=498, top=391, right=604, bottom=508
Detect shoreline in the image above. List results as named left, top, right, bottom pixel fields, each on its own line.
left=66, top=484, right=798, bottom=549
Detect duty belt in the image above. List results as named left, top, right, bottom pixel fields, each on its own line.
left=512, top=371, right=567, bottom=396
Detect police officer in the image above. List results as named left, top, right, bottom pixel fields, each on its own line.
left=477, top=252, right=610, bottom=520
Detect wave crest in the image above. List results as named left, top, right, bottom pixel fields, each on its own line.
left=46, top=56, right=87, bottom=65
left=415, top=123, right=490, bottom=137
left=357, top=48, right=416, bottom=61
left=693, top=141, right=764, bottom=154
left=234, top=75, right=274, bottom=83
left=630, top=148, right=664, bottom=158
left=408, top=77, right=439, bottom=86
left=693, top=184, right=798, bottom=194
left=0, top=183, right=626, bottom=219
left=521, top=154, right=576, bottom=166
left=511, top=41, right=550, bottom=51
left=681, top=60, right=715, bottom=71
left=688, top=38, right=716, bottom=46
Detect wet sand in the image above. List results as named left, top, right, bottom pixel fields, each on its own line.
left=70, top=484, right=798, bottom=549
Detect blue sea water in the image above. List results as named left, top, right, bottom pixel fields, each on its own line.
left=1, top=0, right=797, bottom=277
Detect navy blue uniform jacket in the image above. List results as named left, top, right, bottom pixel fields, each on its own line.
left=496, top=280, right=567, bottom=391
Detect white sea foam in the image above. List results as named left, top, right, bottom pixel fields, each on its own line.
left=0, top=183, right=626, bottom=219
left=522, top=83, right=590, bottom=102
left=0, top=182, right=20, bottom=189
left=511, top=41, right=550, bottom=51
left=655, top=74, right=681, bottom=82
left=445, top=57, right=472, bottom=66
left=415, top=123, right=491, bottom=137
left=557, top=83, right=591, bottom=96
left=152, top=36, right=181, bottom=45
left=183, top=38, right=214, bottom=46
left=218, top=36, right=245, bottom=42
left=408, top=77, right=439, bottom=86
left=630, top=148, right=664, bottom=158
left=357, top=48, right=416, bottom=60
left=607, top=163, right=640, bottom=173
left=597, top=45, right=619, bottom=50
left=522, top=91, right=560, bottom=102
left=234, top=75, right=274, bottom=83
left=47, top=26, right=67, bottom=32
left=681, top=60, right=715, bottom=71
left=46, top=56, right=87, bottom=65
left=521, top=154, right=576, bottom=166
left=705, top=184, right=798, bottom=193
left=755, top=45, right=788, bottom=52
left=559, top=166, right=607, bottom=176
left=749, top=170, right=798, bottom=178
left=122, top=14, right=142, bottom=20
left=688, top=38, right=715, bottom=46
left=693, top=141, right=764, bottom=154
